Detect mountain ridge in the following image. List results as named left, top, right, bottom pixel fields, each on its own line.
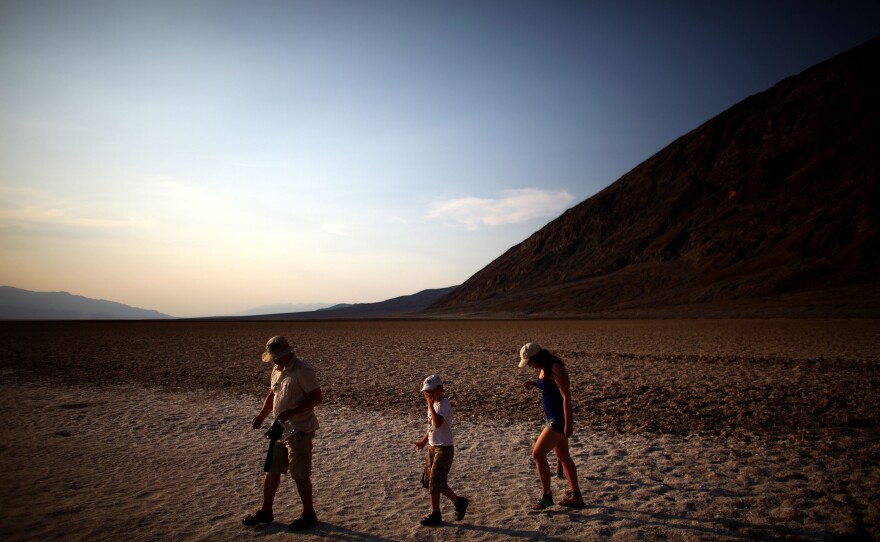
left=196, top=287, right=457, bottom=320
left=0, top=286, right=173, bottom=320
left=1, top=286, right=458, bottom=321
left=427, top=38, right=880, bottom=318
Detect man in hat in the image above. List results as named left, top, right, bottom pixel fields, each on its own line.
left=242, top=336, right=323, bottom=531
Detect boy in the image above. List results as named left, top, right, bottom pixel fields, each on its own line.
left=413, top=375, right=469, bottom=526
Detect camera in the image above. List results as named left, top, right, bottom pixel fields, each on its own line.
left=264, top=419, right=283, bottom=440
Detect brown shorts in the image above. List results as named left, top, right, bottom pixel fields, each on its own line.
left=421, top=445, right=454, bottom=493
left=267, top=431, right=315, bottom=480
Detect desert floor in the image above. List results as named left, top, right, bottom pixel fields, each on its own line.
left=0, top=319, right=878, bottom=541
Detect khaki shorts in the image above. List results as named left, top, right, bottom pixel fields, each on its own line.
left=421, top=445, right=454, bottom=493
left=267, top=431, right=315, bottom=480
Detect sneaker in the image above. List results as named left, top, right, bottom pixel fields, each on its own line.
left=242, top=510, right=273, bottom=526
left=532, top=493, right=553, bottom=510
left=454, top=497, right=469, bottom=521
left=288, top=510, right=318, bottom=531
left=420, top=511, right=442, bottom=526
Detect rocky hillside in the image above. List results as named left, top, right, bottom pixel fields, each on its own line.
left=428, top=38, right=880, bottom=318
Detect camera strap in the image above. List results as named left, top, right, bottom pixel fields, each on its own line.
left=263, top=419, right=283, bottom=472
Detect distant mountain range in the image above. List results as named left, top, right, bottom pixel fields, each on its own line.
left=427, top=38, right=880, bottom=318
left=203, top=287, right=458, bottom=320
left=234, top=302, right=334, bottom=316
left=0, top=286, right=173, bottom=320
left=0, top=286, right=458, bottom=321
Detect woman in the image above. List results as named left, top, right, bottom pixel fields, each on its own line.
left=519, top=342, right=585, bottom=509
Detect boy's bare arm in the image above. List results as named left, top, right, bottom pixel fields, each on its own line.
left=425, top=393, right=446, bottom=427
left=414, top=432, right=429, bottom=449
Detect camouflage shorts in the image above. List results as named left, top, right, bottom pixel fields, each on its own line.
left=421, top=445, right=455, bottom=493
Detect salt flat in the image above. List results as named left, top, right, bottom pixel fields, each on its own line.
left=0, top=319, right=877, bottom=540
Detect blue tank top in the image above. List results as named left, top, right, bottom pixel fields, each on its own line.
left=535, top=364, right=564, bottom=420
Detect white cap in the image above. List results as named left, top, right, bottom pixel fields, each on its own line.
left=518, top=342, right=541, bottom=367
left=420, top=374, right=443, bottom=392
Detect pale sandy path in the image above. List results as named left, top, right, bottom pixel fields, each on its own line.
left=1, top=382, right=875, bottom=541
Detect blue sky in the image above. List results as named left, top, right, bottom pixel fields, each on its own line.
left=1, top=1, right=878, bottom=317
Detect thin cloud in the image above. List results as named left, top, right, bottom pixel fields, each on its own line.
left=0, top=184, right=156, bottom=229
left=427, top=188, right=575, bottom=230
left=158, top=177, right=214, bottom=203
left=322, top=223, right=346, bottom=235
left=152, top=175, right=246, bottom=230
left=0, top=205, right=155, bottom=229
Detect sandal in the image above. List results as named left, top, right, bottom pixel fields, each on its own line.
left=532, top=493, right=553, bottom=510
left=242, top=510, right=273, bottom=526
left=559, top=491, right=586, bottom=508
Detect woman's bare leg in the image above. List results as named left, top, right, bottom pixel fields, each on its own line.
left=554, top=436, right=581, bottom=494
left=532, top=426, right=565, bottom=495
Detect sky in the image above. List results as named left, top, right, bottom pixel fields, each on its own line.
left=1, top=1, right=878, bottom=318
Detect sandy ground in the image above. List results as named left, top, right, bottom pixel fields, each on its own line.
left=0, top=319, right=878, bottom=541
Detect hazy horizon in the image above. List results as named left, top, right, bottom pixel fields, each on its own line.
left=2, top=1, right=878, bottom=317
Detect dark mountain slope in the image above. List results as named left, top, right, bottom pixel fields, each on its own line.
left=199, top=286, right=457, bottom=320
left=428, top=38, right=880, bottom=317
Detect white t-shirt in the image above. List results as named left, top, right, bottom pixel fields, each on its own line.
left=427, top=397, right=454, bottom=446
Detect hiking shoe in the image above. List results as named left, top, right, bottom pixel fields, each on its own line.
left=420, top=511, right=442, bottom=526
left=532, top=493, right=553, bottom=510
left=288, top=510, right=318, bottom=531
left=454, top=497, right=469, bottom=521
left=242, top=510, right=273, bottom=526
